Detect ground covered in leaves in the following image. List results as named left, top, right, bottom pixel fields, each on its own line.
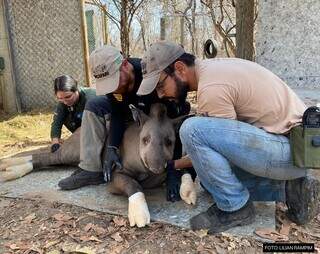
left=0, top=105, right=320, bottom=253
left=0, top=197, right=263, bottom=254
left=0, top=197, right=319, bottom=254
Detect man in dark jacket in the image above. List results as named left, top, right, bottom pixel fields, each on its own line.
left=58, top=45, right=191, bottom=202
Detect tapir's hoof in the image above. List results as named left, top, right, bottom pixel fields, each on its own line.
left=128, top=192, right=150, bottom=227
left=0, top=162, right=33, bottom=182
left=180, top=173, right=197, bottom=205
left=0, top=156, right=32, bottom=171
left=0, top=159, right=11, bottom=171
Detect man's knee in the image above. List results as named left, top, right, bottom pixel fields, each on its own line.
left=85, top=96, right=111, bottom=118
left=179, top=117, right=203, bottom=146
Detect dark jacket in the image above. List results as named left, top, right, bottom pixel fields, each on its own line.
left=107, top=58, right=189, bottom=148
left=51, top=87, right=96, bottom=139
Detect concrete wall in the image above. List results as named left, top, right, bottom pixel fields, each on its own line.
left=4, top=0, right=86, bottom=110
left=0, top=0, right=18, bottom=113
left=256, top=0, right=320, bottom=89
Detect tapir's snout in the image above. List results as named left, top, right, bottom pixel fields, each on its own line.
left=138, top=114, right=176, bottom=175
left=142, top=154, right=168, bottom=175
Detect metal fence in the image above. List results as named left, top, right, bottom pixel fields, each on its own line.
left=5, top=0, right=86, bottom=110
left=85, top=2, right=106, bottom=54
left=3, top=0, right=231, bottom=111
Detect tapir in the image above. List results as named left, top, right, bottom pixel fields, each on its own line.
left=0, top=103, right=197, bottom=227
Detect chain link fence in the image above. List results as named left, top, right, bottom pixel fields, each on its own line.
left=4, top=0, right=231, bottom=110
left=85, top=2, right=106, bottom=54
left=5, top=0, right=86, bottom=110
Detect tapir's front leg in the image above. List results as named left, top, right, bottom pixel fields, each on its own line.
left=140, top=172, right=166, bottom=189
left=107, top=172, right=150, bottom=228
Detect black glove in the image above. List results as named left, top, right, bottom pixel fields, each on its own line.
left=166, top=160, right=183, bottom=202
left=178, top=101, right=191, bottom=115
left=165, top=101, right=191, bottom=118
left=103, top=146, right=122, bottom=182
left=51, top=143, right=60, bottom=153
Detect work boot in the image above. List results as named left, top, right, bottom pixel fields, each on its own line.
left=286, top=174, right=320, bottom=225
left=190, top=200, right=255, bottom=234
left=58, top=168, right=105, bottom=190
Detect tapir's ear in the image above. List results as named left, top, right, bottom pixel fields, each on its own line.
left=129, top=104, right=149, bottom=127
left=171, top=114, right=195, bottom=133
left=150, top=103, right=167, bottom=121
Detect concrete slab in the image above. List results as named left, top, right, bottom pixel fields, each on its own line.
left=0, top=167, right=275, bottom=238
left=294, top=88, right=320, bottom=106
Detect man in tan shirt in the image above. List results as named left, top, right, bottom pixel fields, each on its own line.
left=137, top=41, right=320, bottom=233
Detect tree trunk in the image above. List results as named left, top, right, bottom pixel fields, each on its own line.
left=141, top=23, right=147, bottom=51
left=180, top=17, right=184, bottom=46
left=235, top=0, right=255, bottom=60
left=160, top=17, right=166, bottom=40
left=120, top=0, right=130, bottom=56
left=191, top=0, right=198, bottom=55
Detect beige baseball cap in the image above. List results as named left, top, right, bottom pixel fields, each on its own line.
left=89, top=45, right=123, bottom=95
left=137, top=41, right=185, bottom=95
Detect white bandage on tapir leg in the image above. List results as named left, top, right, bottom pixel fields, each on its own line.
left=128, top=192, right=150, bottom=228
left=0, top=161, right=33, bottom=182
left=0, top=155, right=32, bottom=170
left=180, top=173, right=197, bottom=205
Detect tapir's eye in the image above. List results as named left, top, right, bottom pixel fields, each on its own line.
left=165, top=137, right=172, bottom=147
left=142, top=135, right=150, bottom=145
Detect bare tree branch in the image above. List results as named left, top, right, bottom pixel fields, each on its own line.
left=222, top=5, right=235, bottom=25
left=226, top=24, right=236, bottom=35
left=91, top=0, right=121, bottom=30
left=254, top=0, right=258, bottom=22
left=132, top=0, right=145, bottom=16
left=200, top=0, right=236, bottom=56
left=128, top=0, right=145, bottom=28
left=111, top=0, right=121, bottom=13
left=218, top=0, right=224, bottom=26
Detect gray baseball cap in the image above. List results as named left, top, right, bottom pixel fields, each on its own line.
left=89, top=45, right=123, bottom=95
left=137, top=41, right=185, bottom=95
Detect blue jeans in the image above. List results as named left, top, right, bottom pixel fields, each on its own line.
left=180, top=117, right=307, bottom=212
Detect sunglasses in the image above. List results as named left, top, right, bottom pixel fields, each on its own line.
left=156, top=74, right=169, bottom=91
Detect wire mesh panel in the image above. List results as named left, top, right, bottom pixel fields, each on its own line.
left=85, top=3, right=105, bottom=54
left=5, top=0, right=86, bottom=110
left=85, top=10, right=96, bottom=54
